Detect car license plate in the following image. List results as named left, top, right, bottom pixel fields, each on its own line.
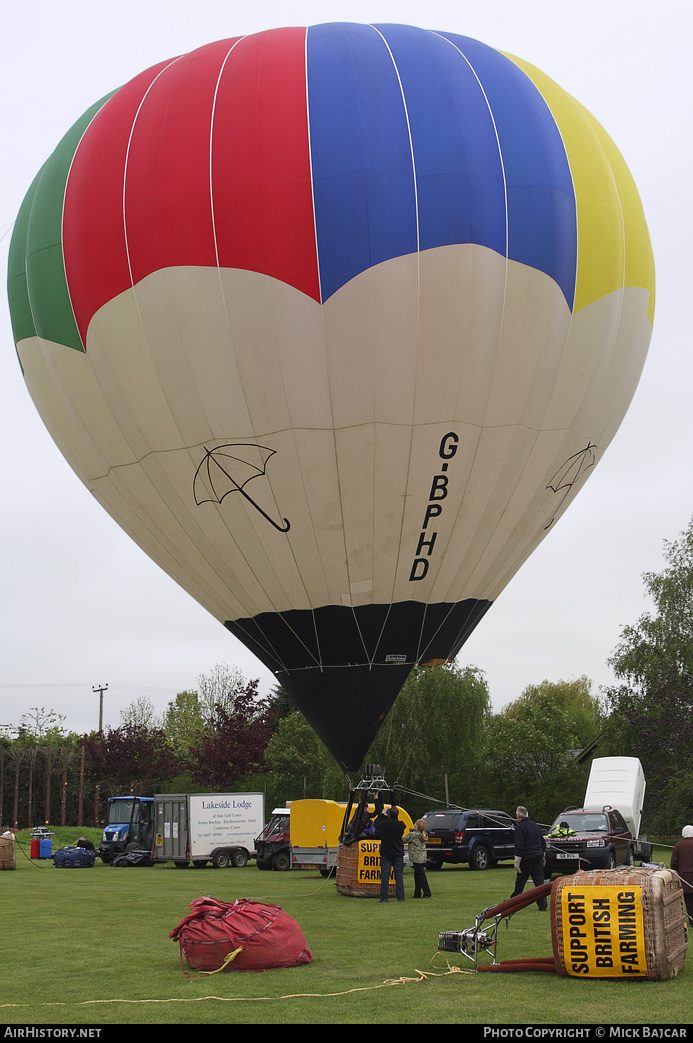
left=428, top=837, right=441, bottom=844
left=556, top=852, right=576, bottom=860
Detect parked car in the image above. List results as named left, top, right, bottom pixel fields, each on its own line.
left=422, top=808, right=516, bottom=870
left=543, top=807, right=637, bottom=877
left=255, top=807, right=291, bottom=871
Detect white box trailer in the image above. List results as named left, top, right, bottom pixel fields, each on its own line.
left=152, top=792, right=264, bottom=868
left=583, top=756, right=652, bottom=861
left=584, top=757, right=646, bottom=838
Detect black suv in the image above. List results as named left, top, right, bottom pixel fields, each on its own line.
left=422, top=808, right=516, bottom=870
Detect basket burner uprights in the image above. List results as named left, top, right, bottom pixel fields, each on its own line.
left=340, top=763, right=394, bottom=844
left=438, top=883, right=556, bottom=973
left=438, top=908, right=502, bottom=970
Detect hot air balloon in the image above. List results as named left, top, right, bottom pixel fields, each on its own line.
left=7, top=23, right=654, bottom=773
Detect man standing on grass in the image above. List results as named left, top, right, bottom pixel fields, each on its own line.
left=375, top=805, right=406, bottom=903
left=510, top=805, right=548, bottom=910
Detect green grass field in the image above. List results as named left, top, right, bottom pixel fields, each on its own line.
left=1, top=830, right=691, bottom=1027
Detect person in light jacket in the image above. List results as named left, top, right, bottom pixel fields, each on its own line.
left=403, top=819, right=432, bottom=898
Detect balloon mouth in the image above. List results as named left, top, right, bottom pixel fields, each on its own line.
left=225, top=598, right=492, bottom=771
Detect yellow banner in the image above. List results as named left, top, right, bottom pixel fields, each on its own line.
left=561, top=885, right=647, bottom=977
left=356, top=840, right=395, bottom=884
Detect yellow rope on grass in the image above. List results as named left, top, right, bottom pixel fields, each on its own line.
left=199, top=947, right=244, bottom=975
left=0, top=953, right=473, bottom=1009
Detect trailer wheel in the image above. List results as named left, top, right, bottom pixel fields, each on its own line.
left=231, top=849, right=248, bottom=868
left=174, top=861, right=189, bottom=869
left=192, top=860, right=208, bottom=869
left=638, top=841, right=653, bottom=863
left=272, top=851, right=290, bottom=871
left=213, top=850, right=230, bottom=869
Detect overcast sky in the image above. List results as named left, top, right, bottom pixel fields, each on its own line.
left=0, top=1, right=687, bottom=738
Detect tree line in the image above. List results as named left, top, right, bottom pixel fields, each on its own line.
left=4, top=516, right=693, bottom=835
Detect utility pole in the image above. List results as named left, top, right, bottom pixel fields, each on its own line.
left=93, top=684, right=108, bottom=733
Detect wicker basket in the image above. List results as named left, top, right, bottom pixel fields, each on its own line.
left=335, top=840, right=397, bottom=897
left=0, top=834, right=16, bottom=871
left=551, top=868, right=687, bottom=980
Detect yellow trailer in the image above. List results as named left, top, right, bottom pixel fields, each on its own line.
left=290, top=797, right=414, bottom=875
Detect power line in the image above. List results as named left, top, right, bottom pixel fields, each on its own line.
left=0, top=683, right=91, bottom=688
left=0, top=683, right=181, bottom=693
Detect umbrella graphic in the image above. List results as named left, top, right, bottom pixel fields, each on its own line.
left=544, top=443, right=597, bottom=529
left=193, top=443, right=291, bottom=532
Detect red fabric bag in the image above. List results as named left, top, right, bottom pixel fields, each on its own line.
left=169, top=897, right=312, bottom=973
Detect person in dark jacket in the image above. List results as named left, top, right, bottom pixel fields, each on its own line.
left=510, top=805, right=548, bottom=910
left=670, top=824, right=693, bottom=923
left=374, top=805, right=406, bottom=902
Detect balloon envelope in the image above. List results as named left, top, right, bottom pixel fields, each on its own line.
left=8, top=24, right=654, bottom=771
